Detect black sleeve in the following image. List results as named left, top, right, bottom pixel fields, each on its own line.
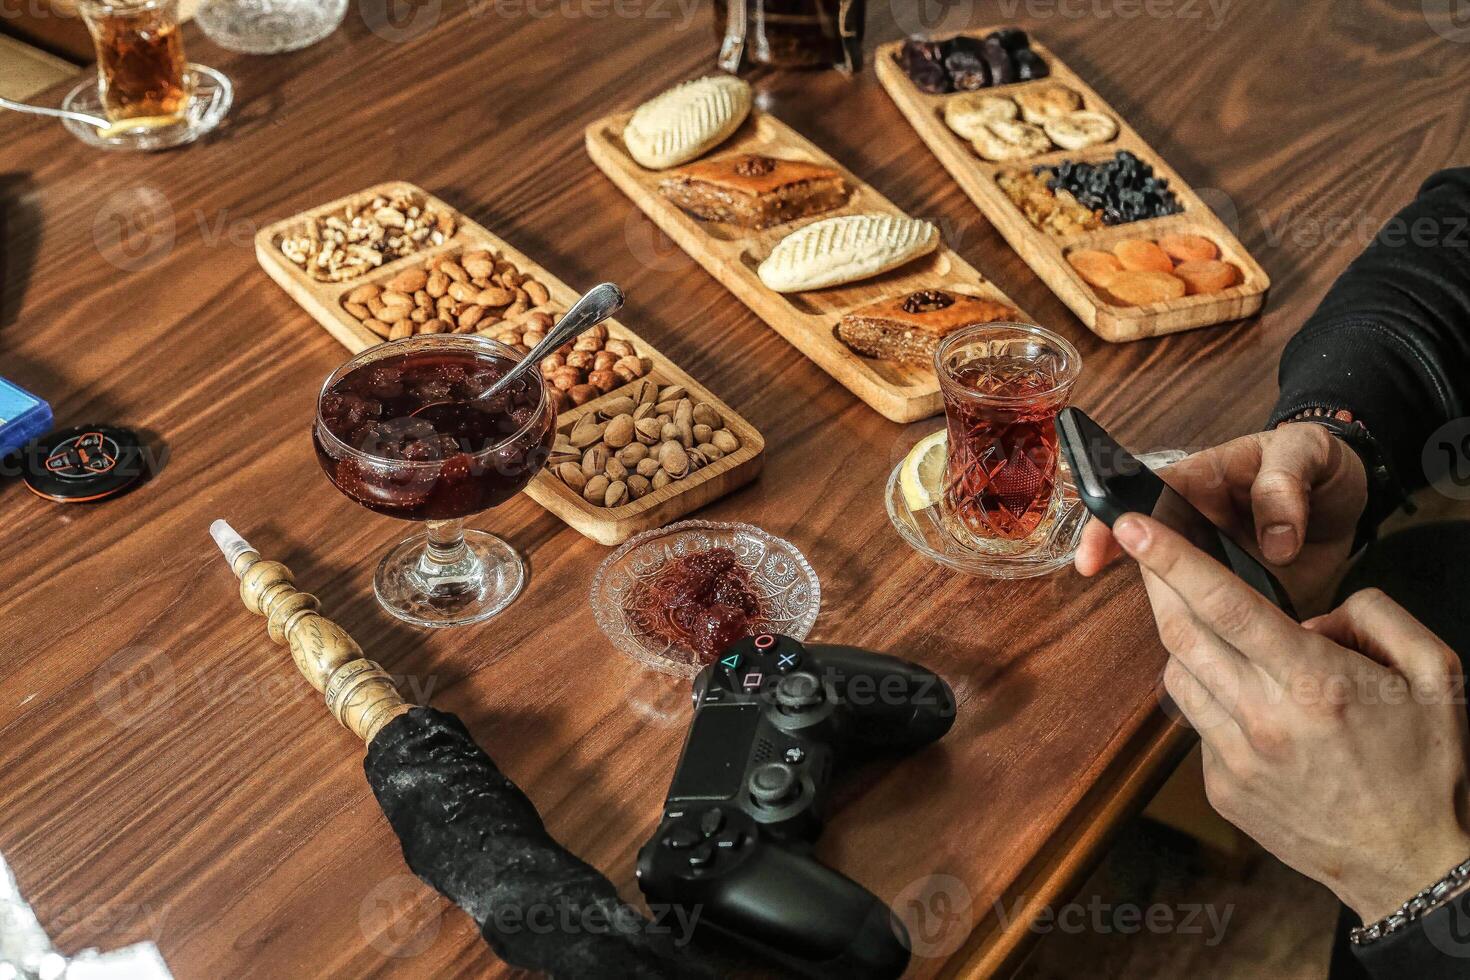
left=1270, top=166, right=1470, bottom=507
left=1352, top=890, right=1470, bottom=979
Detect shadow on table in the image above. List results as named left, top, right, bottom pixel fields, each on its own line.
left=0, top=171, right=41, bottom=331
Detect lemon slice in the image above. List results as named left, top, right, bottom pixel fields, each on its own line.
left=900, top=430, right=948, bottom=511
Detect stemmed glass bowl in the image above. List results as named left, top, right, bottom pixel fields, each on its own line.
left=313, top=335, right=556, bottom=628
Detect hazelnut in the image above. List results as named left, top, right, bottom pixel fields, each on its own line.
left=588, top=369, right=618, bottom=393
left=540, top=353, right=566, bottom=373
left=566, top=350, right=594, bottom=370
left=569, top=384, right=600, bottom=406
left=549, top=367, right=580, bottom=391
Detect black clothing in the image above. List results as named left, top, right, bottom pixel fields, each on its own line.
left=1266, top=167, right=1470, bottom=979
left=1270, top=166, right=1470, bottom=519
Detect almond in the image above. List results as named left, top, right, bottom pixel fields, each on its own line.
left=462, top=255, right=496, bottom=280
left=344, top=301, right=371, bottom=320
left=458, top=305, right=487, bottom=330
left=524, top=280, right=550, bottom=306
left=441, top=259, right=469, bottom=283
left=426, top=271, right=450, bottom=298
left=380, top=289, right=413, bottom=308
left=346, top=284, right=381, bottom=305
left=388, top=268, right=429, bottom=293
left=475, top=286, right=514, bottom=307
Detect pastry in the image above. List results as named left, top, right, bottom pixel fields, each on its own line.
left=837, top=289, right=1022, bottom=366
left=1015, top=83, right=1083, bottom=123
left=623, top=76, right=752, bottom=170
left=973, top=119, right=1051, bottom=161
left=1158, top=233, right=1220, bottom=263
left=1106, top=269, right=1187, bottom=305
left=1173, top=259, right=1242, bottom=295
left=943, top=93, right=1017, bottom=140
left=1113, top=239, right=1174, bottom=274
left=1042, top=111, right=1118, bottom=150
left=658, top=154, right=848, bottom=229
left=1067, top=249, right=1124, bottom=288
left=757, top=213, right=940, bottom=293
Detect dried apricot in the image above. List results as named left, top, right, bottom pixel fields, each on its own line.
left=1067, top=249, right=1124, bottom=288
left=1106, top=270, right=1187, bottom=306
left=1113, top=239, right=1174, bottom=274
left=1158, top=234, right=1219, bottom=264
left=1173, top=259, right=1242, bottom=295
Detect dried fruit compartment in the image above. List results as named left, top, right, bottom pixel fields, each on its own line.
left=876, top=31, right=1269, bottom=342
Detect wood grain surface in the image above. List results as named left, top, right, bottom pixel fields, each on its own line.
left=586, top=108, right=1032, bottom=422
left=1, top=3, right=1467, bottom=979
left=874, top=32, right=1270, bottom=342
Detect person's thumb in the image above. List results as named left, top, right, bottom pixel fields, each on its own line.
left=1251, top=424, right=1337, bottom=565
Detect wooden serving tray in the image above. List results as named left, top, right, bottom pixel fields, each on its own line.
left=585, top=111, right=1032, bottom=423
left=256, top=181, right=764, bottom=546
left=875, top=32, right=1270, bottom=342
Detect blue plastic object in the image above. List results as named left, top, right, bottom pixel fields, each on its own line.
left=0, top=378, right=53, bottom=460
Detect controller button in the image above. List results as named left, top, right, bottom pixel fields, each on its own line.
left=775, top=671, right=824, bottom=712
left=753, top=634, right=776, bottom=650
left=776, top=651, right=800, bottom=671
left=719, top=653, right=741, bottom=671
left=749, top=762, right=800, bottom=806
left=663, top=826, right=700, bottom=849
left=783, top=746, right=805, bottom=764
left=714, top=829, right=745, bottom=849
left=741, top=671, right=764, bottom=691
left=699, top=807, right=725, bottom=837
left=688, top=842, right=715, bottom=869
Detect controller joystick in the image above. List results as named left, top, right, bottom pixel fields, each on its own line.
left=637, top=634, right=957, bottom=979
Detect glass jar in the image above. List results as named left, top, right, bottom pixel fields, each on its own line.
left=196, top=0, right=348, bottom=54
left=714, top=0, right=865, bottom=73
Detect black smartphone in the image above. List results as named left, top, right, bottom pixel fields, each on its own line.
left=1056, top=407, right=1297, bottom=619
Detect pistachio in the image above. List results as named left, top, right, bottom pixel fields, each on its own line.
left=604, top=414, right=635, bottom=449
left=658, top=384, right=687, bottom=402
left=557, top=462, right=586, bottom=490
left=583, top=474, right=609, bottom=503
left=634, top=417, right=663, bottom=445
left=651, top=469, right=672, bottom=491
left=636, top=457, right=661, bottom=478
left=628, top=474, right=652, bottom=499
left=712, top=429, right=740, bottom=454
left=697, top=443, right=724, bottom=462
left=605, top=480, right=629, bottom=507
left=617, top=442, right=649, bottom=466
left=605, top=458, right=628, bottom=481
left=692, top=403, right=722, bottom=429
left=570, top=416, right=605, bottom=448
left=582, top=444, right=609, bottom=477
left=692, top=423, right=713, bottom=445
left=600, top=396, right=636, bottom=419
left=659, top=441, right=690, bottom=478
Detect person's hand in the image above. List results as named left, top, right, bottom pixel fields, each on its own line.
left=1076, top=424, right=1367, bottom=611
left=1112, top=511, right=1470, bottom=924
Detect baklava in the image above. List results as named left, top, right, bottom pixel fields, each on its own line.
left=658, top=154, right=848, bottom=229
left=837, top=289, right=1022, bottom=366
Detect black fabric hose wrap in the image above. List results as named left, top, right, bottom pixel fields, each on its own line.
left=364, top=707, right=710, bottom=979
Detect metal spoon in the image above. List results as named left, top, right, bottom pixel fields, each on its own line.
left=0, top=96, right=110, bottom=131
left=410, top=281, right=625, bottom=420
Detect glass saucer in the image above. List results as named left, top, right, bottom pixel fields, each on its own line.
left=590, top=520, right=821, bottom=679
left=61, top=65, right=233, bottom=152
left=885, top=446, right=1186, bottom=579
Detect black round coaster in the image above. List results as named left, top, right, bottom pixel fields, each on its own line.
left=23, top=425, right=146, bottom=503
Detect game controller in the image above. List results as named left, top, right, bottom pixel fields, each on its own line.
left=636, top=634, right=957, bottom=979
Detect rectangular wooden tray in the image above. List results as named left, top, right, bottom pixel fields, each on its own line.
left=585, top=110, right=1033, bottom=423
left=256, top=181, right=764, bottom=546
left=875, top=32, right=1269, bottom=343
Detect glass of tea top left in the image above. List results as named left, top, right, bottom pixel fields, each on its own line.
left=69, top=0, right=231, bottom=151
left=313, top=335, right=557, bottom=628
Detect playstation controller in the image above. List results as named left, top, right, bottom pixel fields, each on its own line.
left=636, top=634, right=957, bottom=979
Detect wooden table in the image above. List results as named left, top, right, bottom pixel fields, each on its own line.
left=1, top=4, right=1465, bottom=978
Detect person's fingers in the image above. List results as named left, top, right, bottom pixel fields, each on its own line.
left=1305, top=588, right=1462, bottom=698
left=1113, top=512, right=1316, bottom=685
left=1075, top=517, right=1121, bottom=576
left=1161, top=655, right=1249, bottom=749
left=1157, top=444, right=1259, bottom=533
left=1250, top=423, right=1335, bottom=565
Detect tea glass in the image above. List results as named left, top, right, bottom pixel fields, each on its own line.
left=78, top=0, right=193, bottom=136
left=934, top=323, right=1082, bottom=552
